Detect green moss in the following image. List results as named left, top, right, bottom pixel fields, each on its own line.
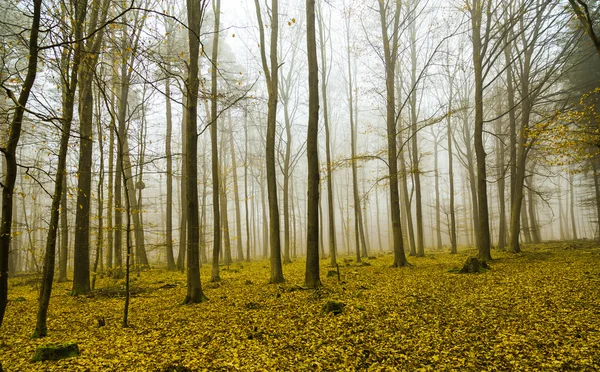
left=32, top=343, right=79, bottom=362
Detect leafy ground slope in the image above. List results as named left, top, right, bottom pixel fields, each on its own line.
left=2, top=241, right=600, bottom=371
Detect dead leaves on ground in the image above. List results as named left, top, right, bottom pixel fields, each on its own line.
left=2, top=241, right=600, bottom=371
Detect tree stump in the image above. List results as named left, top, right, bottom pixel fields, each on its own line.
left=322, top=300, right=345, bottom=315
left=459, top=257, right=490, bottom=274
left=32, top=343, right=79, bottom=362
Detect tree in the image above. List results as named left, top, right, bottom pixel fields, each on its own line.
left=183, top=0, right=209, bottom=304
left=305, top=0, right=322, bottom=288
left=467, top=0, right=493, bottom=261
left=343, top=8, right=368, bottom=262
left=164, top=13, right=176, bottom=270
left=254, top=0, right=284, bottom=283
left=0, top=0, right=41, bottom=329
left=228, top=111, right=244, bottom=262
left=210, top=0, right=222, bottom=282
left=378, top=0, right=408, bottom=267
left=317, top=1, right=337, bottom=267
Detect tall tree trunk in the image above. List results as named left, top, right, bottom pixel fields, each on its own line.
left=527, top=174, right=541, bottom=244
left=228, top=113, right=244, bottom=262
left=469, top=0, right=492, bottom=261
left=244, top=110, right=251, bottom=261
left=260, top=172, right=268, bottom=259
left=281, top=83, right=293, bottom=264
left=210, top=0, right=222, bottom=282
left=558, top=182, right=566, bottom=240
left=305, top=0, right=321, bottom=288
left=345, top=15, right=366, bottom=262
left=183, top=0, right=208, bottom=304
left=92, top=107, right=105, bottom=291
left=447, top=85, right=457, bottom=254
left=570, top=172, right=578, bottom=240
left=219, top=130, right=232, bottom=265
left=409, top=16, right=425, bottom=257
left=379, top=0, right=408, bottom=267
left=254, top=0, right=284, bottom=283
left=72, top=0, right=111, bottom=294
left=177, top=93, right=188, bottom=272
left=317, top=1, right=336, bottom=267
left=58, top=176, right=69, bottom=282
left=106, top=84, right=115, bottom=272
left=495, top=102, right=507, bottom=251
left=165, top=77, right=176, bottom=270
left=395, top=70, right=416, bottom=256
left=433, top=136, right=442, bottom=250
left=593, top=160, right=600, bottom=240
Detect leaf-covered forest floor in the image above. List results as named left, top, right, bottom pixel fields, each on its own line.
left=2, top=241, right=600, bottom=371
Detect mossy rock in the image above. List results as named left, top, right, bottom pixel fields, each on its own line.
left=322, top=300, right=345, bottom=315
left=326, top=270, right=337, bottom=277
left=32, top=343, right=79, bottom=362
left=13, top=296, right=26, bottom=302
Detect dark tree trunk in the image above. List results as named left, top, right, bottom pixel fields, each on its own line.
left=305, top=0, right=321, bottom=288
left=183, top=0, right=208, bottom=304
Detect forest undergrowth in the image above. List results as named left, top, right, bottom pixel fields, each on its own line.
left=2, top=241, right=600, bottom=371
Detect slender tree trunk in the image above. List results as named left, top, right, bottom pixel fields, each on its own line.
left=92, top=110, right=105, bottom=291
left=228, top=113, right=244, bottom=262
left=593, top=160, right=600, bottom=240
left=470, top=0, right=492, bottom=261
left=106, top=86, right=115, bottom=272
left=409, top=17, right=425, bottom=257
left=527, top=176, right=540, bottom=244
left=219, top=132, right=232, bottom=266
left=317, top=2, right=337, bottom=267
left=558, top=182, right=566, bottom=240
left=254, top=0, right=284, bottom=283
left=375, top=171, right=383, bottom=251
left=244, top=111, right=251, bottom=261
left=495, top=107, right=507, bottom=250
left=395, top=71, right=416, bottom=256
left=210, top=0, right=222, bottom=282
left=58, top=177, right=69, bottom=282
left=447, top=88, right=457, bottom=254
left=260, top=174, right=268, bottom=259
left=570, top=172, right=578, bottom=240
left=379, top=0, right=408, bottom=267
left=433, top=136, right=442, bottom=250
left=305, top=0, right=321, bottom=288
left=177, top=93, right=188, bottom=272
left=282, top=90, right=293, bottom=264
left=165, top=77, right=176, bottom=270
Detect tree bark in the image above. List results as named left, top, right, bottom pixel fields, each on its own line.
left=165, top=77, right=176, bottom=270
left=254, top=0, right=284, bottom=283
left=183, top=0, right=208, bottom=304
left=305, top=0, right=321, bottom=288
left=469, top=0, right=492, bottom=261
left=210, top=0, right=222, bottom=282
left=379, top=0, right=408, bottom=267
left=229, top=113, right=244, bottom=262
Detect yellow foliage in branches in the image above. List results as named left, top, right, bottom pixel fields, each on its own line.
left=533, top=88, right=600, bottom=167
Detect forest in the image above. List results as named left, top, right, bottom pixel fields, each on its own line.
left=1, top=0, right=600, bottom=370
